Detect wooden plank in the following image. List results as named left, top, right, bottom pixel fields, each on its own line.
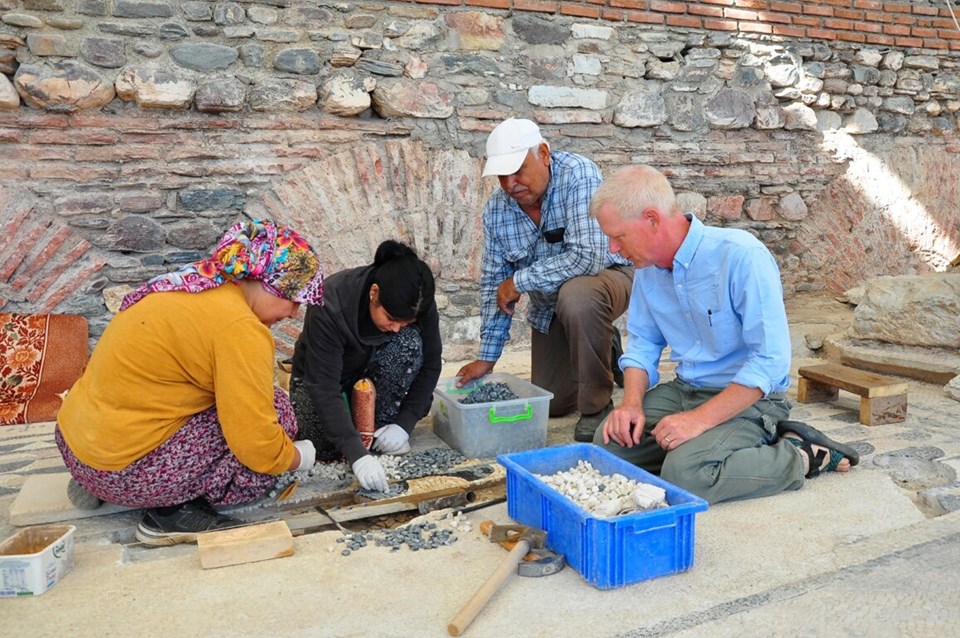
left=839, top=355, right=957, bottom=386
left=285, top=487, right=507, bottom=537
left=286, top=501, right=417, bottom=536
left=798, top=363, right=908, bottom=398
left=796, top=377, right=839, bottom=404
left=197, top=520, right=294, bottom=569
left=861, top=395, right=908, bottom=426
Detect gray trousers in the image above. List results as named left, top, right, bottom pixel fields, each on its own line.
left=531, top=264, right=633, bottom=417
left=593, top=378, right=805, bottom=504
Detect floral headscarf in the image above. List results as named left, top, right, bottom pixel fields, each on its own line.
left=120, top=219, right=324, bottom=310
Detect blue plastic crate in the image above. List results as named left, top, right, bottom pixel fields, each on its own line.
left=498, top=444, right=709, bottom=589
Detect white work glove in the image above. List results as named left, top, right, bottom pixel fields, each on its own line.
left=352, top=455, right=389, bottom=492
left=293, top=440, right=316, bottom=471
left=372, top=423, right=411, bottom=455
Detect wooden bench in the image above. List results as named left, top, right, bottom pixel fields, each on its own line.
left=797, top=363, right=908, bottom=426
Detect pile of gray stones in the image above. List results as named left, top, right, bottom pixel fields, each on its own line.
left=334, top=520, right=458, bottom=557
left=269, top=446, right=469, bottom=498
left=458, top=382, right=519, bottom=405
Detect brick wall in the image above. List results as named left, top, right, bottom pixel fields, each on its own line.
left=1, top=1, right=959, bottom=358
left=433, top=0, right=960, bottom=51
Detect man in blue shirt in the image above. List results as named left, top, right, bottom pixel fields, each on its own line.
left=456, top=119, right=633, bottom=441
left=589, top=165, right=858, bottom=504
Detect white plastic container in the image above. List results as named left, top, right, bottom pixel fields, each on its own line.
left=432, top=373, right=553, bottom=458
left=0, top=525, right=76, bottom=598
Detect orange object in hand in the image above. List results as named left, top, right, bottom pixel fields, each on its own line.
left=352, top=378, right=376, bottom=450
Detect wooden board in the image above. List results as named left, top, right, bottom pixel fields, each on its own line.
left=197, top=520, right=294, bottom=569
left=839, top=355, right=957, bottom=386
left=861, top=395, right=908, bottom=426
left=285, top=485, right=507, bottom=537
left=798, top=363, right=908, bottom=398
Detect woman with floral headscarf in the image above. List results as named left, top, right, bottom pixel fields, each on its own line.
left=56, top=219, right=324, bottom=546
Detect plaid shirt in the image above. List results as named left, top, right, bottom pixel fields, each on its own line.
left=478, top=151, right=631, bottom=362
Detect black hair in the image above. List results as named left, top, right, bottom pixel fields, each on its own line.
left=371, top=240, right=436, bottom=321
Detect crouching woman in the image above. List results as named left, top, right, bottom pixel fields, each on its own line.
left=55, top=219, right=323, bottom=546
left=290, top=240, right=441, bottom=493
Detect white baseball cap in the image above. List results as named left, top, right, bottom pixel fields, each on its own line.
left=481, top=118, right=545, bottom=177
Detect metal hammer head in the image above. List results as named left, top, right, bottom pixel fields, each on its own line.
left=518, top=549, right=565, bottom=578
left=483, top=522, right=564, bottom=577
left=487, top=524, right=546, bottom=549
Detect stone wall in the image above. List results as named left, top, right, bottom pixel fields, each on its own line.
left=1, top=0, right=960, bottom=360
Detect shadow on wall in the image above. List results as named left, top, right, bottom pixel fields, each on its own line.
left=791, top=136, right=960, bottom=294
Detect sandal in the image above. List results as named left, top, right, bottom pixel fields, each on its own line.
left=783, top=437, right=845, bottom=478
left=777, top=419, right=859, bottom=479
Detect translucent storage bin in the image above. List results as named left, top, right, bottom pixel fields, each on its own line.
left=432, top=373, right=553, bottom=458
left=0, top=525, right=75, bottom=597
left=499, top=444, right=708, bottom=589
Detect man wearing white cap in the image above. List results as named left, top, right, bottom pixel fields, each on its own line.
left=456, top=118, right=634, bottom=442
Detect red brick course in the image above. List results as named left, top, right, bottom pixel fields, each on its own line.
left=363, top=1, right=960, bottom=49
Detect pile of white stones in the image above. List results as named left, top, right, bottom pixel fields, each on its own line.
left=536, top=460, right=668, bottom=518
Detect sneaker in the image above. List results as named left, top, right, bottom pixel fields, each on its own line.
left=135, top=498, right=244, bottom=547
left=67, top=478, right=103, bottom=510
left=611, top=328, right=624, bottom=389
left=574, top=401, right=614, bottom=443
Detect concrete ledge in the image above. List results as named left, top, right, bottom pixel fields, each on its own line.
left=9, top=473, right=134, bottom=527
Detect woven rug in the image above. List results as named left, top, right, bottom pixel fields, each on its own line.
left=0, top=313, right=88, bottom=425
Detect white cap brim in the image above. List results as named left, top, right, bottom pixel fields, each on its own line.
left=481, top=149, right=528, bottom=177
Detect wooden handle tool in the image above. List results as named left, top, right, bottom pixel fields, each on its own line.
left=446, top=538, right=531, bottom=636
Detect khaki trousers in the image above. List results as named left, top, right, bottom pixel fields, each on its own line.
left=531, top=264, right=633, bottom=417
left=593, top=378, right=805, bottom=504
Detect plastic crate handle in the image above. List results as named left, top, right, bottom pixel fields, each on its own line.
left=488, top=403, right=533, bottom=423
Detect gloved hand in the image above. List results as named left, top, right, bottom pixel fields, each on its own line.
left=372, top=423, right=411, bottom=455
left=352, top=455, right=389, bottom=492
left=294, top=440, right=316, bottom=471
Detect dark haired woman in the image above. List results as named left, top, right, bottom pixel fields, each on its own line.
left=290, top=240, right=441, bottom=492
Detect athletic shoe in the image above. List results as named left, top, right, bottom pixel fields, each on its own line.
left=135, top=498, right=244, bottom=546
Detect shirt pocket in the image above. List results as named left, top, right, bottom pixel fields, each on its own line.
left=686, top=279, right=733, bottom=332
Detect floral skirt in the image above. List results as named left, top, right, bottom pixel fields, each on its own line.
left=56, top=387, right=297, bottom=507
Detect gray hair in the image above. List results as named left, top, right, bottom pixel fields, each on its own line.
left=590, top=165, right=678, bottom=220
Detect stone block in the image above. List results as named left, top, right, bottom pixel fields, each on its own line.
left=9, top=474, right=134, bottom=526
left=114, top=0, right=173, bottom=19
left=528, top=85, right=607, bottom=110
left=170, top=43, right=238, bottom=71
left=274, top=48, right=321, bottom=75
left=27, top=33, right=77, bottom=58
left=14, top=61, right=115, bottom=112
left=445, top=11, right=503, bottom=51
left=850, top=274, right=960, bottom=349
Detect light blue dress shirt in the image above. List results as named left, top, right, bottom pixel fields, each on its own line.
left=620, top=215, right=792, bottom=396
